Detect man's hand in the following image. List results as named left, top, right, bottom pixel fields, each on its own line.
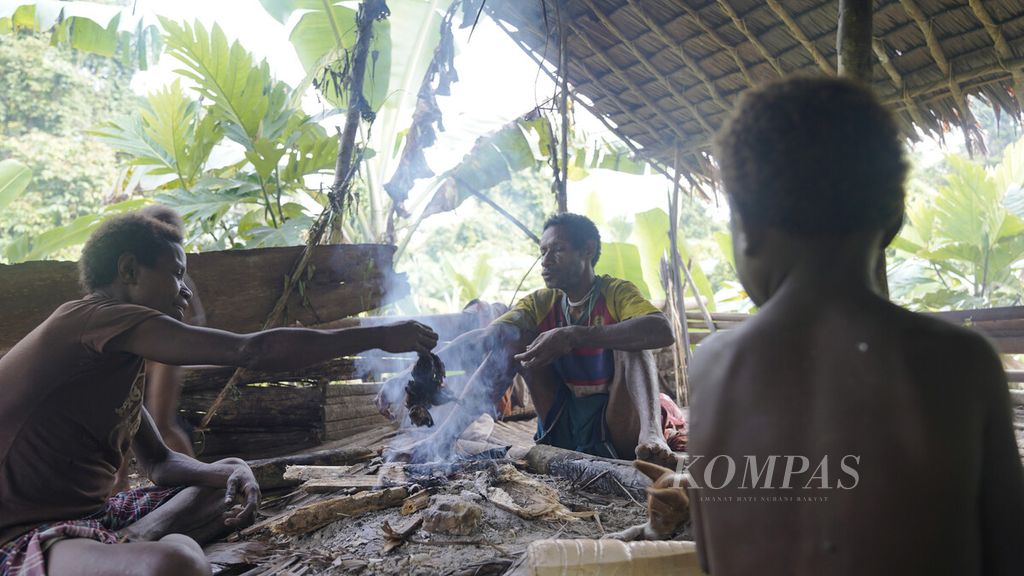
left=514, top=326, right=579, bottom=369
left=223, top=464, right=260, bottom=529
left=380, top=321, right=439, bottom=355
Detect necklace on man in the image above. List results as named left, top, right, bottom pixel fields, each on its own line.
left=562, top=278, right=599, bottom=327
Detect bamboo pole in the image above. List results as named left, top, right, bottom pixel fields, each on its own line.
left=668, top=146, right=691, bottom=404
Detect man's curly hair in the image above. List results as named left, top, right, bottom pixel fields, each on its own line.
left=715, top=76, right=908, bottom=236
left=79, top=206, right=184, bottom=292
left=544, top=212, right=602, bottom=265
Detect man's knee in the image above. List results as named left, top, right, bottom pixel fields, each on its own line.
left=213, top=457, right=246, bottom=467
left=152, top=534, right=210, bottom=576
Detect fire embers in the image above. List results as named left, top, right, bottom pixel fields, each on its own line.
left=404, top=352, right=456, bottom=427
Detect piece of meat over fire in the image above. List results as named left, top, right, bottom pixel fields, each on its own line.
left=404, top=352, right=456, bottom=427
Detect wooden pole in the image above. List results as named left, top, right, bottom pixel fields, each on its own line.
left=555, top=0, right=569, bottom=213
left=668, top=145, right=691, bottom=405
left=837, top=0, right=872, bottom=80
left=837, top=0, right=889, bottom=298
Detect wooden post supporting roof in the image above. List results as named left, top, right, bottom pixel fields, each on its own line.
left=836, top=0, right=890, bottom=298
left=837, top=0, right=872, bottom=80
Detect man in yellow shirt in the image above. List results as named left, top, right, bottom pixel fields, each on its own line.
left=378, top=213, right=677, bottom=465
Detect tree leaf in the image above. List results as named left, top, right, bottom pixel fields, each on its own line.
left=594, top=242, right=650, bottom=298
left=2, top=1, right=160, bottom=66
left=0, top=158, right=32, bottom=212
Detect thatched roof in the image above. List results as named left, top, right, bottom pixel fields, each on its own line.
left=485, top=0, right=1024, bottom=188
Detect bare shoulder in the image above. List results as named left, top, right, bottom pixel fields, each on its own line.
left=893, top=304, right=1003, bottom=374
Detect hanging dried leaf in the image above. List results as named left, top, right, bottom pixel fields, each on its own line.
left=384, top=1, right=460, bottom=209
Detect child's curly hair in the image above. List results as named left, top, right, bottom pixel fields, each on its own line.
left=715, top=76, right=908, bottom=236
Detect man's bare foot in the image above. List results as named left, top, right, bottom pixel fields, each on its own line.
left=635, top=437, right=678, bottom=469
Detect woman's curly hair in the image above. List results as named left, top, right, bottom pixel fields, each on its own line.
left=79, top=206, right=184, bottom=292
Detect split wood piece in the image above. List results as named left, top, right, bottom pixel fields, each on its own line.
left=324, top=414, right=392, bottom=435
left=247, top=446, right=374, bottom=491
left=525, top=445, right=651, bottom=502
left=324, top=403, right=383, bottom=421
left=324, top=423, right=394, bottom=442
left=325, top=393, right=378, bottom=409
left=484, top=464, right=577, bottom=521
left=268, top=486, right=410, bottom=535
left=382, top=517, right=424, bottom=554
left=301, top=476, right=382, bottom=493
left=282, top=465, right=354, bottom=482
left=1011, top=389, right=1024, bottom=407
left=401, top=490, right=431, bottom=515
left=283, top=463, right=410, bottom=493
left=183, top=358, right=355, bottom=392
left=326, top=383, right=385, bottom=397
left=378, top=462, right=409, bottom=487
left=195, top=428, right=320, bottom=463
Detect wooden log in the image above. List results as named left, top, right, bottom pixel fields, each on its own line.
left=928, top=306, right=1024, bottom=325
left=324, top=403, right=382, bottom=421
left=179, top=384, right=321, bottom=427
left=0, top=245, right=405, bottom=354
left=525, top=445, right=651, bottom=501
left=401, top=490, right=431, bottom=515
left=325, top=393, right=378, bottom=407
left=1011, top=389, right=1024, bottom=407
left=195, top=427, right=320, bottom=462
left=326, top=383, right=384, bottom=397
left=248, top=446, right=375, bottom=490
left=324, top=414, right=392, bottom=434
left=183, top=358, right=355, bottom=391
left=324, top=423, right=394, bottom=441
left=268, top=486, right=410, bottom=535
left=302, top=476, right=386, bottom=493
left=282, top=465, right=355, bottom=482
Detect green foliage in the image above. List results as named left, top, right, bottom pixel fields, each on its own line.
left=0, top=1, right=162, bottom=68
left=0, top=31, right=135, bottom=262
left=92, top=19, right=339, bottom=252
left=891, top=135, right=1024, bottom=310
left=595, top=242, right=650, bottom=297
left=0, top=159, right=31, bottom=212
left=92, top=79, right=221, bottom=185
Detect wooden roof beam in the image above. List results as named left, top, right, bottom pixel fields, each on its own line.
left=899, top=0, right=983, bottom=154
left=497, top=19, right=674, bottom=154
left=882, top=56, right=1024, bottom=104
left=873, top=39, right=937, bottom=136
left=622, top=0, right=732, bottom=110
left=967, top=0, right=1024, bottom=113
left=667, top=1, right=755, bottom=87
left=765, top=0, right=836, bottom=75
left=715, top=0, right=784, bottom=76
left=493, top=20, right=712, bottom=200
left=574, top=0, right=714, bottom=136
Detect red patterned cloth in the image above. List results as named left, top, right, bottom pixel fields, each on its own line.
left=660, top=393, right=688, bottom=452
left=0, top=486, right=181, bottom=576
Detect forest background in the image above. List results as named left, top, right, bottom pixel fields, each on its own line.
left=2, top=0, right=1024, bottom=318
